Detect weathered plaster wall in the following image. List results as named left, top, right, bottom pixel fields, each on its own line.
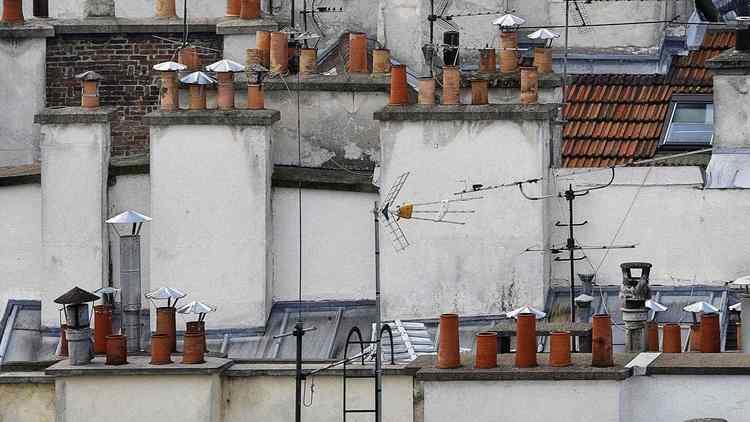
left=149, top=124, right=272, bottom=329
left=0, top=37, right=46, bottom=166
left=550, top=167, right=750, bottom=286
left=40, top=122, right=110, bottom=327
left=55, top=375, right=221, bottom=421
left=0, top=382, right=55, bottom=422
left=423, top=379, right=621, bottom=422
left=232, top=89, right=386, bottom=169
left=622, top=375, right=750, bottom=422
left=0, top=185, right=42, bottom=326
left=108, top=174, right=151, bottom=298
left=48, top=0, right=224, bottom=18
left=272, top=188, right=377, bottom=302
left=378, top=118, right=550, bottom=320
left=713, top=74, right=750, bottom=151
left=223, top=374, right=413, bottom=422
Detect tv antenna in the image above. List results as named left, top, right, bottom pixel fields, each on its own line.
left=298, top=0, right=344, bottom=37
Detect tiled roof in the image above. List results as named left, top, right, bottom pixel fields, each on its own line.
left=562, top=31, right=735, bottom=168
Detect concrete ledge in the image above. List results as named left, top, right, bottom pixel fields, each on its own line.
left=374, top=104, right=557, bottom=122
left=647, top=353, right=750, bottom=375
left=413, top=354, right=634, bottom=381
left=0, top=20, right=54, bottom=38
left=34, top=106, right=117, bottom=124
left=706, top=48, right=750, bottom=72
left=0, top=372, right=54, bottom=384
left=250, top=73, right=390, bottom=92
left=226, top=363, right=415, bottom=377
left=144, top=109, right=281, bottom=126
left=273, top=165, right=377, bottom=193
left=216, top=17, right=278, bottom=34
left=49, top=17, right=219, bottom=34
left=46, top=356, right=233, bottom=377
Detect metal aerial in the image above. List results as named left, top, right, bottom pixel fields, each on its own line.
left=298, top=0, right=345, bottom=37
left=106, top=210, right=152, bottom=236
left=506, top=305, right=547, bottom=320
left=145, top=287, right=187, bottom=309
left=205, top=59, right=246, bottom=73
left=176, top=301, right=216, bottom=322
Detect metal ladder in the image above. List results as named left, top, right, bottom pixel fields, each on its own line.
left=342, top=325, right=395, bottom=422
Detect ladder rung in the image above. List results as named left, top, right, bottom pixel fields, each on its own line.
left=345, top=409, right=376, bottom=413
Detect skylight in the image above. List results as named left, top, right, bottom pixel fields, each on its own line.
left=661, top=95, right=714, bottom=149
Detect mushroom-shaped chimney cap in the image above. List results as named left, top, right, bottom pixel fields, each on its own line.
left=506, top=305, right=546, bottom=320
left=54, top=286, right=100, bottom=305
left=146, top=287, right=187, bottom=300
left=646, top=299, right=668, bottom=312
left=730, top=302, right=742, bottom=311
left=177, top=301, right=216, bottom=315
left=528, top=28, right=560, bottom=40
left=206, top=59, right=246, bottom=73
left=574, top=293, right=594, bottom=303
left=683, top=301, right=719, bottom=314
left=95, top=286, right=120, bottom=296
left=153, top=61, right=188, bottom=72
left=75, top=71, right=104, bottom=81
left=180, top=71, right=217, bottom=85
left=106, top=210, right=152, bottom=224
left=731, top=275, right=750, bottom=286
left=493, top=13, right=526, bottom=28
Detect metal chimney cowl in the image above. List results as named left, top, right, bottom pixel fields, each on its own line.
left=619, top=262, right=652, bottom=353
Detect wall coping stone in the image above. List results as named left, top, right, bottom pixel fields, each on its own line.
left=144, top=109, right=280, bottom=126
left=646, top=353, right=750, bottom=375
left=225, top=363, right=415, bottom=377
left=46, top=356, right=233, bottom=377
left=374, top=104, right=557, bottom=122
left=0, top=20, right=54, bottom=38
left=49, top=17, right=220, bottom=34
left=707, top=48, right=750, bottom=74
left=412, top=353, right=635, bottom=381
left=34, top=106, right=117, bottom=124
left=216, top=17, right=278, bottom=34
left=237, top=73, right=390, bottom=92
left=0, top=371, right=54, bottom=384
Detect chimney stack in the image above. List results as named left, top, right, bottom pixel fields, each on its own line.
left=2, top=0, right=24, bottom=23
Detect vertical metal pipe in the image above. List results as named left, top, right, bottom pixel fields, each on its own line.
left=373, top=201, right=383, bottom=422
left=294, top=321, right=303, bottom=422
left=568, top=185, right=576, bottom=323
left=291, top=0, right=295, bottom=28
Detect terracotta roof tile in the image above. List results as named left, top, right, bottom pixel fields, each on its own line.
left=562, top=30, right=733, bottom=167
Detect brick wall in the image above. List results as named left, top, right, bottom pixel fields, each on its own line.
left=46, top=33, right=222, bottom=157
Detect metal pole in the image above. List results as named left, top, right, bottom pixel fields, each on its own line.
left=291, top=0, right=295, bottom=28
left=293, top=321, right=304, bottom=422
left=373, top=201, right=383, bottom=422
left=567, top=185, right=576, bottom=323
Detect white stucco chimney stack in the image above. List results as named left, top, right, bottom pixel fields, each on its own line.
left=705, top=18, right=750, bottom=187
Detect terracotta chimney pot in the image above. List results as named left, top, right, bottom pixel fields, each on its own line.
left=299, top=48, right=317, bottom=77
left=269, top=31, right=289, bottom=74
left=534, top=47, right=553, bottom=74
left=474, top=332, right=497, bottom=369
left=499, top=31, right=519, bottom=74
left=418, top=78, right=436, bottom=105
left=247, top=84, right=265, bottom=110
left=155, top=0, right=177, bottom=18
left=226, top=0, right=241, bottom=17
left=240, top=0, right=260, bottom=19
left=348, top=32, right=368, bottom=73
left=105, top=334, right=128, bottom=366
left=701, top=313, right=720, bottom=353
left=372, top=49, right=391, bottom=74
left=662, top=323, right=682, bottom=353
left=182, top=332, right=205, bottom=364
left=150, top=334, right=173, bottom=365
left=436, top=313, right=460, bottom=369
left=515, top=313, right=538, bottom=368
left=646, top=321, right=660, bottom=352
left=520, top=66, right=539, bottom=105
left=160, top=71, right=179, bottom=111
left=471, top=79, right=489, bottom=105
left=178, top=47, right=201, bottom=72
left=186, top=321, right=207, bottom=353
left=479, top=48, right=496, bottom=73
left=216, top=72, right=236, bottom=111
left=58, top=324, right=69, bottom=357
left=389, top=64, right=408, bottom=106
left=591, top=314, right=614, bottom=367
left=549, top=331, right=571, bottom=367
left=442, top=65, right=461, bottom=105
left=81, top=80, right=101, bottom=109
left=156, top=307, right=177, bottom=352
left=256, top=31, right=271, bottom=68
left=690, top=323, right=702, bottom=352
left=93, top=305, right=113, bottom=354
left=2, top=0, right=24, bottom=24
